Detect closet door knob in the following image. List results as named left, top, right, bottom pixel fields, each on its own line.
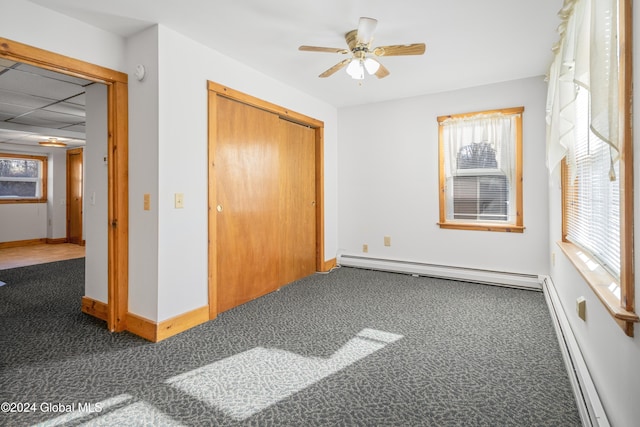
left=216, top=204, right=223, bottom=212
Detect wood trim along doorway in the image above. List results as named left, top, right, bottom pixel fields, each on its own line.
left=207, top=81, right=328, bottom=320
left=0, top=37, right=129, bottom=332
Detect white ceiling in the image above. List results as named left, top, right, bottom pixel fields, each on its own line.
left=2, top=0, right=563, bottom=147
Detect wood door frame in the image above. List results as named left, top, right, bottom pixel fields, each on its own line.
left=207, top=81, right=327, bottom=320
left=66, top=147, right=84, bottom=245
left=0, top=37, right=129, bottom=332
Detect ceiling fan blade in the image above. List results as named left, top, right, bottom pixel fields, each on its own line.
left=373, top=43, right=426, bottom=56
left=319, top=58, right=352, bottom=78
left=374, top=62, right=390, bottom=79
left=299, top=45, right=350, bottom=54
left=356, top=17, right=378, bottom=45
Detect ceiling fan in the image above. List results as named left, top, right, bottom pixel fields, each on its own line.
left=299, top=17, right=426, bottom=80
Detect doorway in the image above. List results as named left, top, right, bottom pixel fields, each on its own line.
left=0, top=37, right=129, bottom=332
left=207, top=81, right=327, bottom=319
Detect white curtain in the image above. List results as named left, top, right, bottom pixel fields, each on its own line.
left=441, top=113, right=515, bottom=179
left=546, top=0, right=619, bottom=177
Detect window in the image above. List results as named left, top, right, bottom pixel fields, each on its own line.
left=437, top=107, right=524, bottom=232
left=563, top=87, right=620, bottom=278
left=547, top=0, right=637, bottom=335
left=0, top=153, right=48, bottom=203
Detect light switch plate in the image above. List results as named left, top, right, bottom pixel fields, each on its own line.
left=175, top=193, right=184, bottom=209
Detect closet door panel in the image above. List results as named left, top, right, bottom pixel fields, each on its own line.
left=216, top=97, right=281, bottom=313
left=280, top=119, right=317, bottom=285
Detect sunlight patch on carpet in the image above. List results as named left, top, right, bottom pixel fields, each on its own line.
left=166, top=328, right=403, bottom=420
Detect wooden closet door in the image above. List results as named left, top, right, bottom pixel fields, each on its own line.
left=279, top=119, right=316, bottom=285
left=216, top=97, right=281, bottom=313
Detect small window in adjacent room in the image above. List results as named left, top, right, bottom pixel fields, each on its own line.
left=437, top=107, right=524, bottom=232
left=0, top=153, right=48, bottom=203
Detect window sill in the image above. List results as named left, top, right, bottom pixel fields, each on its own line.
left=0, top=198, right=47, bottom=204
left=438, top=222, right=524, bottom=233
left=557, top=241, right=639, bottom=337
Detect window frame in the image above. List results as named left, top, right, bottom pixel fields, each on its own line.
left=558, top=0, right=637, bottom=336
left=0, top=153, right=48, bottom=204
left=437, top=106, right=524, bottom=233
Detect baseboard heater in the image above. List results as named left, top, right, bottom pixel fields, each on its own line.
left=337, top=253, right=542, bottom=290
left=542, top=276, right=609, bottom=427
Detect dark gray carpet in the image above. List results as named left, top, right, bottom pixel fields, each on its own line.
left=0, top=259, right=581, bottom=426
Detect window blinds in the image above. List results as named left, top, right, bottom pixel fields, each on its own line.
left=564, top=87, right=620, bottom=278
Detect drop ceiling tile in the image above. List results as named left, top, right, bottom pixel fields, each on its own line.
left=9, top=114, right=70, bottom=129
left=0, top=89, right=55, bottom=108
left=0, top=128, right=33, bottom=144
left=65, top=93, right=86, bottom=106
left=0, top=128, right=17, bottom=140
left=0, top=101, right=33, bottom=117
left=16, top=63, right=92, bottom=86
left=28, top=110, right=84, bottom=128
left=60, top=124, right=86, bottom=133
left=0, top=68, right=84, bottom=100
left=43, top=101, right=85, bottom=118
left=0, top=58, right=16, bottom=68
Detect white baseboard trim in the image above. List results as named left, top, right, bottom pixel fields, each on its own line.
left=337, top=253, right=541, bottom=290
left=541, top=275, right=609, bottom=427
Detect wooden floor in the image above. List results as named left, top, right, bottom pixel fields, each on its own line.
left=0, top=243, right=85, bottom=270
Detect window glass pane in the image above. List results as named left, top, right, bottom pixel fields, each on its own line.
left=453, top=175, right=508, bottom=221
left=0, top=155, right=45, bottom=200
left=0, top=158, right=40, bottom=178
left=564, top=87, right=620, bottom=278
left=0, top=181, right=37, bottom=198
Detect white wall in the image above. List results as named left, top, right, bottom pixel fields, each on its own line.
left=84, top=84, right=109, bottom=303
left=0, top=0, right=124, bottom=72
left=545, top=6, right=640, bottom=426
left=152, top=25, right=339, bottom=321
left=47, top=149, right=67, bottom=240
left=0, top=203, right=47, bottom=241
left=338, top=76, right=549, bottom=276
left=0, top=143, right=66, bottom=243
left=125, top=26, right=160, bottom=320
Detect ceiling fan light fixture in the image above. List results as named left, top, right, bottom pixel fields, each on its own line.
left=356, top=17, right=378, bottom=45
left=363, top=57, right=380, bottom=75
left=38, top=138, right=67, bottom=148
left=346, top=59, right=365, bottom=80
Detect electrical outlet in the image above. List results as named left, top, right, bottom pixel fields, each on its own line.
left=175, top=193, right=184, bottom=209
left=384, top=236, right=391, bottom=247
left=363, top=244, right=368, bottom=253
left=576, top=296, right=586, bottom=321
